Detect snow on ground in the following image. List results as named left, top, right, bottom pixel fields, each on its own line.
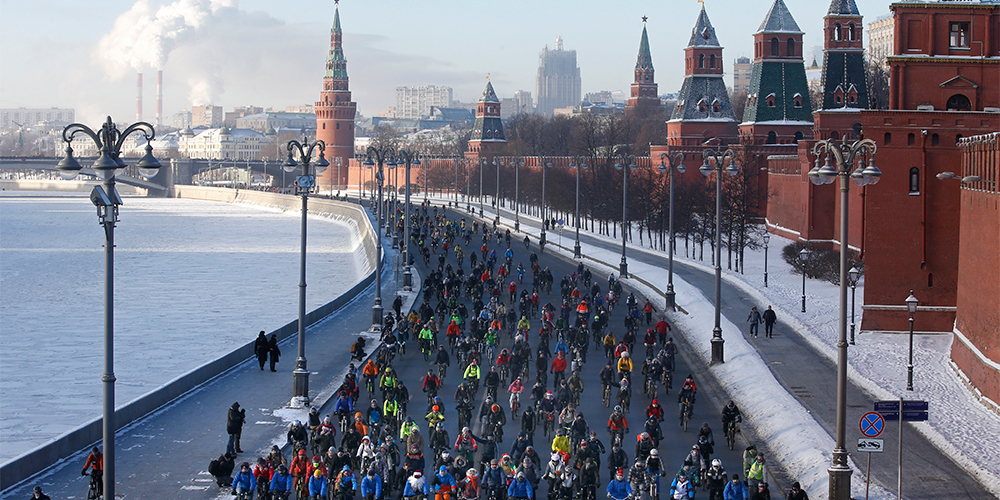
left=419, top=193, right=1000, bottom=497
left=0, top=192, right=369, bottom=462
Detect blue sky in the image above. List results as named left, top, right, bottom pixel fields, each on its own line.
left=0, top=0, right=893, bottom=125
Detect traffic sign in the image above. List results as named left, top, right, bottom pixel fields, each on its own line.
left=859, top=412, right=885, bottom=437
left=558, top=219, right=564, bottom=225
left=857, top=438, right=884, bottom=453
left=874, top=400, right=928, bottom=421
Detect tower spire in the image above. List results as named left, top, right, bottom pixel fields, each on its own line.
left=627, top=17, right=660, bottom=115
left=315, top=1, right=356, bottom=189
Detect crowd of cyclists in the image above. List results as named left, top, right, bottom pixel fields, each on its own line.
left=201, top=202, right=790, bottom=500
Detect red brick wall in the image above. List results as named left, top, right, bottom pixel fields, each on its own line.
left=765, top=155, right=805, bottom=241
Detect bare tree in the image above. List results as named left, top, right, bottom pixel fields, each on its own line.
left=866, top=57, right=890, bottom=110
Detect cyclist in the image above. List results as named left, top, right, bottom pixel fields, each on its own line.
left=253, top=457, right=274, bottom=499
left=380, top=367, right=398, bottom=401
left=616, top=351, right=633, bottom=380
left=232, top=462, right=257, bottom=498
left=361, top=468, right=383, bottom=500
left=424, top=369, right=441, bottom=401
left=270, top=464, right=295, bottom=500
left=721, top=401, right=742, bottom=443
left=435, top=345, right=451, bottom=377
left=645, top=448, right=665, bottom=500
left=463, top=359, right=481, bottom=393
left=669, top=472, right=695, bottom=500
left=679, top=375, right=697, bottom=405
left=705, top=460, right=726, bottom=500
left=606, top=406, right=628, bottom=446
left=646, top=399, right=664, bottom=423
left=433, top=465, right=458, bottom=500
left=81, top=446, right=104, bottom=498
left=606, top=467, right=632, bottom=500
left=508, top=377, right=525, bottom=412
left=307, top=468, right=329, bottom=499
left=363, top=359, right=380, bottom=392
left=507, top=471, right=534, bottom=500
left=333, top=465, right=359, bottom=500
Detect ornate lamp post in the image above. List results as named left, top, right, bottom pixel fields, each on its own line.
left=365, top=145, right=395, bottom=331
left=391, top=160, right=399, bottom=249
left=454, top=158, right=460, bottom=203
left=658, top=152, right=685, bottom=309
left=614, top=154, right=637, bottom=278
left=763, top=232, right=771, bottom=287
left=700, top=146, right=739, bottom=364
left=465, top=159, right=472, bottom=212
left=514, top=158, right=523, bottom=233
left=57, top=116, right=162, bottom=500
left=494, top=157, right=503, bottom=224
left=397, top=149, right=420, bottom=291
left=569, top=157, right=588, bottom=259
left=281, top=136, right=330, bottom=407
left=808, top=137, right=882, bottom=500
left=848, top=266, right=861, bottom=344
left=905, top=290, right=918, bottom=391
left=540, top=160, right=552, bottom=247
left=799, top=246, right=811, bottom=313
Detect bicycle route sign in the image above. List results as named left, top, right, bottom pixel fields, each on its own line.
left=859, top=411, right=885, bottom=438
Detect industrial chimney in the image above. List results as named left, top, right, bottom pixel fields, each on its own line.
left=136, top=72, right=143, bottom=123
left=156, top=70, right=163, bottom=127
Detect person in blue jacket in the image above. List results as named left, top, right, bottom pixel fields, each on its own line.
left=507, top=471, right=534, bottom=500
left=606, top=468, right=632, bottom=500
left=231, top=462, right=257, bottom=496
left=270, top=464, right=295, bottom=497
left=361, top=468, right=383, bottom=500
left=309, top=469, right=329, bottom=498
left=723, top=473, right=749, bottom=500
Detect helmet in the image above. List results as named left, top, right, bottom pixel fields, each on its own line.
left=650, top=449, right=658, bottom=456
left=614, top=405, right=622, bottom=412
left=314, top=470, right=323, bottom=477
left=433, top=405, right=440, bottom=411
left=691, top=445, right=699, bottom=451
left=712, top=459, right=722, bottom=468
left=440, top=466, right=448, bottom=474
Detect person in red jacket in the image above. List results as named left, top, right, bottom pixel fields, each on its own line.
left=550, top=352, right=568, bottom=386
left=290, top=449, right=310, bottom=497
left=642, top=301, right=655, bottom=325
left=653, top=318, right=672, bottom=345
left=646, top=399, right=664, bottom=422
left=81, top=446, right=104, bottom=497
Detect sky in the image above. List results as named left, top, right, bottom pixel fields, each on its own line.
left=0, top=0, right=895, bottom=126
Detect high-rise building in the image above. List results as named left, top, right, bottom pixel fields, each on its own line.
left=667, top=5, right=738, bottom=146
left=739, top=0, right=813, bottom=145
left=315, top=1, right=357, bottom=189
left=535, top=36, right=581, bottom=116
left=395, top=85, right=453, bottom=120
left=1, top=107, right=74, bottom=130
left=866, top=14, right=894, bottom=66
left=191, top=105, right=224, bottom=128
left=512, top=90, right=533, bottom=116
left=732, top=56, right=752, bottom=94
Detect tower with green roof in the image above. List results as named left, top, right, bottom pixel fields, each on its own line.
left=666, top=6, right=738, bottom=146
left=739, top=0, right=814, bottom=145
left=626, top=17, right=661, bottom=115
left=813, top=0, right=869, bottom=141
left=315, top=0, right=357, bottom=189
left=467, top=80, right=507, bottom=158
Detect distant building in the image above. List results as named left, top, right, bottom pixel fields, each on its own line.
left=173, top=109, right=192, bottom=129
left=732, top=56, right=752, bottom=94
left=236, top=112, right=317, bottom=133
left=867, top=13, right=894, bottom=66
left=395, top=85, right=453, bottom=119
left=224, top=106, right=264, bottom=127
left=177, top=126, right=273, bottom=160
left=191, top=105, right=224, bottom=128
left=1, top=107, right=75, bottom=130
left=512, top=90, right=533, bottom=115
left=535, top=36, right=582, bottom=116
left=285, top=104, right=315, bottom=113
left=466, top=81, right=507, bottom=158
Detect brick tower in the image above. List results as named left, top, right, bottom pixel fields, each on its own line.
left=666, top=5, right=738, bottom=147
left=315, top=1, right=357, bottom=189
left=466, top=80, right=507, bottom=159
left=813, top=0, right=869, bottom=141
left=626, top=17, right=661, bottom=115
left=740, top=0, right=813, bottom=145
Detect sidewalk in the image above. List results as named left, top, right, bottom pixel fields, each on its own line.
left=455, top=198, right=998, bottom=500
left=5, top=231, right=419, bottom=499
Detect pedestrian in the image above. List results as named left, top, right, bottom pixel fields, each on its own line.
left=227, top=402, right=246, bottom=455
left=785, top=481, right=808, bottom=500
left=746, top=308, right=761, bottom=338
left=254, top=330, right=269, bottom=370
left=31, top=486, right=51, bottom=500
left=762, top=306, right=777, bottom=339
left=268, top=334, right=281, bottom=372
left=393, top=295, right=404, bottom=318
left=747, top=455, right=766, bottom=491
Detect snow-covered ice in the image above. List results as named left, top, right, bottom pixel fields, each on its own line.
left=0, top=192, right=369, bottom=462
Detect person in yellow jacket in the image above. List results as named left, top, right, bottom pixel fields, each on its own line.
left=550, top=428, right=571, bottom=457
left=616, top=351, right=633, bottom=378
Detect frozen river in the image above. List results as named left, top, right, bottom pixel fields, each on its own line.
left=0, top=192, right=368, bottom=462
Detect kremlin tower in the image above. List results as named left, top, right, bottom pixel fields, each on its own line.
left=315, top=1, right=357, bottom=189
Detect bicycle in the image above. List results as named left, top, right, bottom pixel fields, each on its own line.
left=724, top=420, right=740, bottom=450
left=542, top=411, right=555, bottom=437
left=365, top=375, right=376, bottom=395
left=679, top=400, right=693, bottom=432
left=645, top=377, right=658, bottom=399
left=510, top=391, right=520, bottom=414
left=602, top=384, right=611, bottom=408
left=661, top=370, right=672, bottom=395
left=437, top=362, right=448, bottom=380
left=85, top=470, right=101, bottom=500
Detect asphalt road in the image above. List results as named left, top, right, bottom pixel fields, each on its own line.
left=387, top=204, right=745, bottom=500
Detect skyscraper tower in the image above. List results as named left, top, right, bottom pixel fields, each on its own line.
left=813, top=0, right=869, bottom=141
left=535, top=36, right=582, bottom=116
left=315, top=1, right=357, bottom=189
left=626, top=17, right=661, bottom=115
left=667, top=6, right=738, bottom=146
left=740, top=0, right=813, bottom=145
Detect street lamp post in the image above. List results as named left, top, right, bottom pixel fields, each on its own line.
left=700, top=146, right=739, bottom=364
left=799, top=246, right=811, bottom=313
left=422, top=157, right=428, bottom=204
left=465, top=159, right=472, bottom=212
left=809, top=137, right=882, bottom=500
left=658, top=152, right=685, bottom=309
left=614, top=154, right=637, bottom=278
left=763, top=232, right=771, bottom=287
left=454, top=159, right=460, bottom=203
left=365, top=145, right=395, bottom=331
left=905, top=290, right=918, bottom=391
left=494, top=158, right=502, bottom=224
left=479, top=157, right=486, bottom=217
left=57, top=116, right=163, bottom=500
left=569, top=157, right=588, bottom=259
left=514, top=158, right=523, bottom=232
left=397, top=150, right=420, bottom=291
left=282, top=136, right=330, bottom=407
left=848, top=266, right=861, bottom=344
left=391, top=161, right=399, bottom=249
left=540, top=160, right=552, bottom=246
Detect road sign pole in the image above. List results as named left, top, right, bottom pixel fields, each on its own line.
left=866, top=452, right=872, bottom=500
